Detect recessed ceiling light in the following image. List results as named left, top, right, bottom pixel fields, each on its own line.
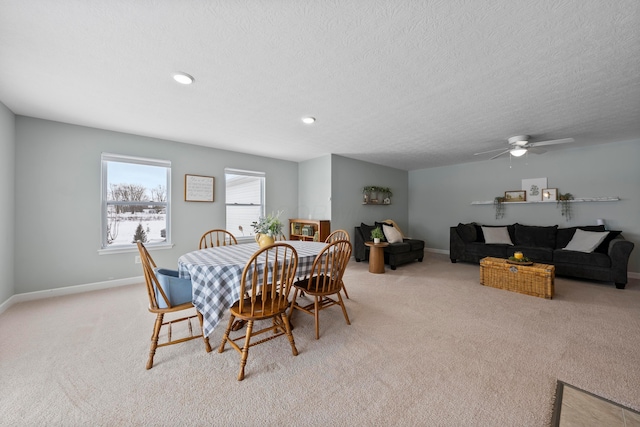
left=173, top=72, right=194, bottom=85
left=302, top=117, right=316, bottom=124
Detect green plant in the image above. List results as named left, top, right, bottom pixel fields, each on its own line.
left=251, top=210, right=284, bottom=236
left=378, top=187, right=393, bottom=197
left=557, top=193, right=574, bottom=220
left=370, top=226, right=385, bottom=241
left=494, top=196, right=506, bottom=219
left=132, top=223, right=147, bottom=243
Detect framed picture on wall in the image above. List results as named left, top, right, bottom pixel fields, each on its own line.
left=185, top=174, right=215, bottom=202
left=504, top=190, right=526, bottom=202
left=542, top=188, right=557, bottom=202
left=521, top=177, right=548, bottom=202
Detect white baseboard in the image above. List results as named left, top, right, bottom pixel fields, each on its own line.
left=0, top=276, right=143, bottom=315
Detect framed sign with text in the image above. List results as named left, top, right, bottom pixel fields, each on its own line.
left=185, top=174, right=214, bottom=202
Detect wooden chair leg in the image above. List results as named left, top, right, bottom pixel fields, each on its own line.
left=341, top=279, right=350, bottom=299
left=196, top=310, right=212, bottom=353
left=288, top=289, right=299, bottom=324
left=147, top=313, right=163, bottom=370
left=314, top=297, right=320, bottom=340
left=218, top=315, right=235, bottom=353
left=238, top=321, right=254, bottom=381
left=337, top=292, right=351, bottom=325
left=281, top=313, right=298, bottom=356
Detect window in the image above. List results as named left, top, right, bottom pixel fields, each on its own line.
left=101, top=153, right=171, bottom=251
left=225, top=168, right=265, bottom=240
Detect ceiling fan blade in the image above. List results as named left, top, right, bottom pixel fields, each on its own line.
left=529, top=138, right=574, bottom=148
left=526, top=147, right=547, bottom=155
left=489, top=150, right=510, bottom=160
left=474, top=147, right=509, bottom=155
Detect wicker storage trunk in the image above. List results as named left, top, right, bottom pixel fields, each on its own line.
left=480, top=257, right=555, bottom=299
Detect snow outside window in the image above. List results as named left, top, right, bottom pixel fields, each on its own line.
left=101, top=153, right=171, bottom=251
left=225, top=168, right=265, bottom=241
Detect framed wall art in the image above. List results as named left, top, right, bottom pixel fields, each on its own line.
left=521, top=177, right=548, bottom=202
left=504, top=190, right=526, bottom=202
left=185, top=174, right=214, bottom=202
left=542, top=188, right=558, bottom=202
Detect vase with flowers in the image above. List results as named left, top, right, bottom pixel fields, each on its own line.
left=251, top=210, right=284, bottom=247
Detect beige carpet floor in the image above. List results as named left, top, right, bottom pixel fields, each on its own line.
left=1, top=253, right=639, bottom=426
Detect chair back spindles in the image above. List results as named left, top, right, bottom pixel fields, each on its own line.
left=199, top=229, right=238, bottom=249
left=289, top=239, right=352, bottom=339
left=325, top=229, right=350, bottom=243
left=219, top=243, right=299, bottom=380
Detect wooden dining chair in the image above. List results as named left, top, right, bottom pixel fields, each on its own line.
left=137, top=241, right=211, bottom=369
left=325, top=229, right=352, bottom=299
left=288, top=239, right=352, bottom=339
left=198, top=229, right=238, bottom=249
left=218, top=243, right=299, bottom=381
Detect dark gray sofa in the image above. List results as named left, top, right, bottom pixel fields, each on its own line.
left=354, top=223, right=424, bottom=270
left=450, top=223, right=635, bottom=289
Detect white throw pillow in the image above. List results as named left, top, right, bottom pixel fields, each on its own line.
left=481, top=226, right=513, bottom=245
left=563, top=229, right=609, bottom=253
left=382, top=224, right=403, bottom=244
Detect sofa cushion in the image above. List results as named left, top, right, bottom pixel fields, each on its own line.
left=594, top=231, right=622, bottom=254
left=406, top=239, right=425, bottom=251
left=360, top=223, right=376, bottom=242
left=553, top=249, right=612, bottom=268
left=456, top=223, right=477, bottom=243
left=514, top=224, right=558, bottom=248
left=382, top=223, right=403, bottom=243
left=563, top=229, right=609, bottom=253
left=466, top=242, right=509, bottom=258
left=509, top=246, right=554, bottom=263
left=481, top=226, right=513, bottom=245
left=385, top=242, right=411, bottom=254
left=556, top=225, right=605, bottom=249
left=476, top=224, right=515, bottom=243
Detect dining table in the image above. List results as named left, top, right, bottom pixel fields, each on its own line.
left=178, top=240, right=327, bottom=337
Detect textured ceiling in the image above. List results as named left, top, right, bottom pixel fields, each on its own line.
left=1, top=1, right=639, bottom=170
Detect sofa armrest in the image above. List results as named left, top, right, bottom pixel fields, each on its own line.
left=353, top=226, right=369, bottom=261
left=608, top=237, right=635, bottom=286
left=449, top=226, right=466, bottom=262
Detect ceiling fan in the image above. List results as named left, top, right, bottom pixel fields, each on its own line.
left=474, top=135, right=575, bottom=160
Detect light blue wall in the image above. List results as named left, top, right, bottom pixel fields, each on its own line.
left=0, top=102, right=15, bottom=304
left=331, top=155, right=409, bottom=236
left=14, top=117, right=298, bottom=294
left=408, top=140, right=640, bottom=272
left=298, top=155, right=331, bottom=221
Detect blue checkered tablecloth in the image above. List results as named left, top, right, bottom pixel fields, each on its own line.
left=178, top=241, right=327, bottom=337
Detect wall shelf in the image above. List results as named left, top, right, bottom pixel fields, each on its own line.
left=471, top=196, right=620, bottom=205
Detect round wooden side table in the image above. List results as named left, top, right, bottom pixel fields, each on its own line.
left=365, top=241, right=389, bottom=274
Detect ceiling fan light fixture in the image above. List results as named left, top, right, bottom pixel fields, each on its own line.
left=510, top=148, right=527, bottom=157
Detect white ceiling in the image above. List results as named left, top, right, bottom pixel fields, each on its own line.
left=1, top=1, right=639, bottom=171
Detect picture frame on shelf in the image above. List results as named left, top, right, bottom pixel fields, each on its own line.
left=504, top=190, right=526, bottom=202
left=521, top=177, right=548, bottom=202
left=542, top=188, right=557, bottom=202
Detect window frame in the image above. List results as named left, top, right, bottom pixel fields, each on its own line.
left=224, top=168, right=266, bottom=243
left=99, top=153, right=172, bottom=254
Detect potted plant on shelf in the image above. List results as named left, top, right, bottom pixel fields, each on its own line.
left=362, top=186, right=375, bottom=203
left=251, top=211, right=284, bottom=247
left=370, top=226, right=385, bottom=244
left=557, top=193, right=574, bottom=220
left=494, top=196, right=506, bottom=219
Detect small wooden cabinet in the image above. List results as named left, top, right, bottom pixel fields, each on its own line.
left=289, top=219, right=330, bottom=242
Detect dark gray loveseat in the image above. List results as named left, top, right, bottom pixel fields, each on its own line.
left=354, top=223, right=424, bottom=270
left=450, top=223, right=635, bottom=289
